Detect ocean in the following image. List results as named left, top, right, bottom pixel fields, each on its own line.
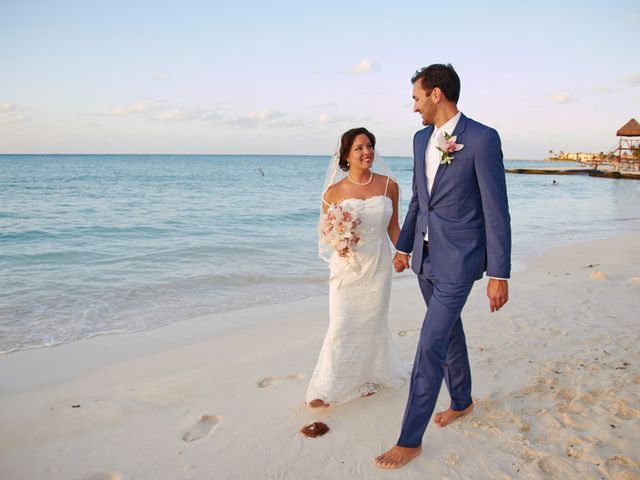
left=1, top=154, right=639, bottom=354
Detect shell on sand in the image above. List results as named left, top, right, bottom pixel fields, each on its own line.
left=300, top=421, right=330, bottom=438
left=590, top=271, right=608, bottom=280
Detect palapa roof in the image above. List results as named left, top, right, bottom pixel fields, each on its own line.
left=616, top=118, right=640, bottom=137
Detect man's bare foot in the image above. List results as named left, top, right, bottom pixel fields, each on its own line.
left=308, top=399, right=329, bottom=408
left=434, top=403, right=474, bottom=427
left=374, top=445, right=422, bottom=469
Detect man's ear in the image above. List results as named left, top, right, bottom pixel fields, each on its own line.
left=431, top=87, right=441, bottom=103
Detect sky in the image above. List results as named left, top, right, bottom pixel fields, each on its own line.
left=0, top=0, right=638, bottom=158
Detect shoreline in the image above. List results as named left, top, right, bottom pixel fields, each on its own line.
left=2, top=224, right=637, bottom=358
left=0, top=228, right=635, bottom=379
left=1, top=232, right=639, bottom=479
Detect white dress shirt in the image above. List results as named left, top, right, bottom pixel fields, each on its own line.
left=425, top=111, right=462, bottom=238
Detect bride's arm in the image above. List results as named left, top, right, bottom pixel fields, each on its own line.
left=386, top=179, right=401, bottom=245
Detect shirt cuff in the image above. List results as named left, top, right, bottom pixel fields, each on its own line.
left=488, top=276, right=508, bottom=280
left=396, top=250, right=411, bottom=255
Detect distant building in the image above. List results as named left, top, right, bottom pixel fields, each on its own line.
left=546, top=118, right=639, bottom=170
left=615, top=118, right=640, bottom=170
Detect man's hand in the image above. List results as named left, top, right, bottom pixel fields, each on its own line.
left=487, top=278, right=508, bottom=312
left=393, top=252, right=410, bottom=272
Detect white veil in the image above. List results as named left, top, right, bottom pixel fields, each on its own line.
left=318, top=135, right=402, bottom=264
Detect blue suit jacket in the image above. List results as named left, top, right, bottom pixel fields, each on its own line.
left=396, top=114, right=511, bottom=283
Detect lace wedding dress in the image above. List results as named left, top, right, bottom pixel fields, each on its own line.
left=306, top=193, right=409, bottom=405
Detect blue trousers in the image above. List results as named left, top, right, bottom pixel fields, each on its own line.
left=397, top=252, right=475, bottom=448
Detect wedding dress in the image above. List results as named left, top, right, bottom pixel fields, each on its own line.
left=306, top=187, right=409, bottom=405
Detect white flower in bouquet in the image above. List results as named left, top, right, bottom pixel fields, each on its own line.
left=319, top=204, right=362, bottom=258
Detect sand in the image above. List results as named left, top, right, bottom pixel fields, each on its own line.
left=1, top=233, right=639, bottom=480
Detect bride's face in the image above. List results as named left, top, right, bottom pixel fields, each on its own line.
left=347, top=134, right=374, bottom=171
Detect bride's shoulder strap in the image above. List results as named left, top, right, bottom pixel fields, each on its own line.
left=321, top=187, right=333, bottom=206
left=384, top=176, right=391, bottom=196
left=322, top=182, right=341, bottom=206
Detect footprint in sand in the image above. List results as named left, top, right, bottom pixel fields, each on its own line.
left=538, top=455, right=573, bottom=476
left=608, top=400, right=640, bottom=420
left=84, top=473, right=122, bottom=480
left=398, top=328, right=420, bottom=337
left=445, top=451, right=460, bottom=466
left=182, top=415, right=221, bottom=442
left=605, top=455, right=639, bottom=479
left=257, top=373, right=304, bottom=388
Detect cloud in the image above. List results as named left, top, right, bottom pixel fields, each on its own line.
left=100, top=101, right=224, bottom=123
left=349, top=59, right=380, bottom=74
left=153, top=73, right=173, bottom=81
left=300, top=113, right=358, bottom=128
left=155, top=108, right=223, bottom=123
left=201, top=111, right=225, bottom=122
left=247, top=109, right=285, bottom=121
left=318, top=114, right=335, bottom=123
left=0, top=115, right=28, bottom=125
left=100, top=102, right=345, bottom=131
left=625, top=73, right=640, bottom=84
left=548, top=92, right=576, bottom=104
left=232, top=108, right=287, bottom=127
left=105, top=101, right=166, bottom=117
left=157, top=110, right=189, bottom=122
left=310, top=102, right=338, bottom=109
left=0, top=103, right=29, bottom=124
left=592, top=87, right=611, bottom=94
left=630, top=13, right=640, bottom=20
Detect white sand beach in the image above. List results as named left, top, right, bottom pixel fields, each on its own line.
left=1, top=233, right=639, bottom=480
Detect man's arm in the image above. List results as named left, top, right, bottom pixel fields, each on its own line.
left=475, top=128, right=511, bottom=311
left=395, top=134, right=421, bottom=255
left=475, top=128, right=511, bottom=279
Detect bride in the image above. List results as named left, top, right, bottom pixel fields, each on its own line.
left=306, top=127, right=409, bottom=408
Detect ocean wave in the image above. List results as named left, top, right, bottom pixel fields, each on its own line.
left=0, top=276, right=329, bottom=354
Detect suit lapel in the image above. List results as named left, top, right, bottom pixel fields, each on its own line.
left=429, top=113, right=467, bottom=201
left=415, top=126, right=432, bottom=200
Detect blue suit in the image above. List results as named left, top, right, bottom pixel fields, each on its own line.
left=395, top=113, right=511, bottom=448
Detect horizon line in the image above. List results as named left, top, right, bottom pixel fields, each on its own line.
left=0, top=153, right=545, bottom=161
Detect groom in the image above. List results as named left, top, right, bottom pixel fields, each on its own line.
left=375, top=64, right=511, bottom=469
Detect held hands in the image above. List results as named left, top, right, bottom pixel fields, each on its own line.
left=487, top=278, right=509, bottom=312
left=393, top=252, right=410, bottom=272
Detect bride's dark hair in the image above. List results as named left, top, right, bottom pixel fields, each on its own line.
left=339, top=127, right=376, bottom=172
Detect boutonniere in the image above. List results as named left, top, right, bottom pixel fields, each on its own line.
left=436, top=132, right=464, bottom=165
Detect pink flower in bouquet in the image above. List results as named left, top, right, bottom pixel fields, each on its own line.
left=319, top=204, right=362, bottom=258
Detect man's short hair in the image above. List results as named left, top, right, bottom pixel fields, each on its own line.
left=411, top=64, right=461, bottom=104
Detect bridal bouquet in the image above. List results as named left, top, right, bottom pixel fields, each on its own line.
left=319, top=204, right=362, bottom=258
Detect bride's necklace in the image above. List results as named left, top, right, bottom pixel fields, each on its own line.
left=348, top=171, right=373, bottom=186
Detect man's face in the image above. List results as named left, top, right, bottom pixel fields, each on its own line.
left=412, top=82, right=435, bottom=126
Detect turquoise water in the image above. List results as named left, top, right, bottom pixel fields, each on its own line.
left=1, top=155, right=639, bottom=353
